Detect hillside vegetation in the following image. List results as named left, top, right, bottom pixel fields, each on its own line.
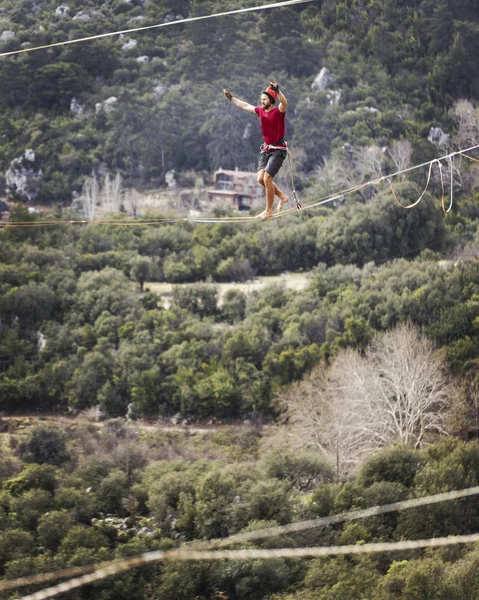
left=1, top=421, right=479, bottom=599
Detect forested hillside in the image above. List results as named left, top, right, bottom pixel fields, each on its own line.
left=1, top=0, right=479, bottom=457
left=0, top=0, right=477, bottom=201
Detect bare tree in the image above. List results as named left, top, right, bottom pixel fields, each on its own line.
left=359, top=324, right=451, bottom=447
left=125, top=188, right=141, bottom=216
left=280, top=324, right=454, bottom=478
left=101, top=173, right=123, bottom=213
left=449, top=100, right=479, bottom=195
left=355, top=145, right=385, bottom=183
left=389, top=140, right=412, bottom=177
left=452, top=100, right=479, bottom=148
left=313, top=155, right=355, bottom=203
left=80, top=177, right=99, bottom=220
left=312, top=145, right=386, bottom=203
left=111, top=172, right=123, bottom=212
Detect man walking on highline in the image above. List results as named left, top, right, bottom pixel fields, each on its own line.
left=224, top=81, right=289, bottom=220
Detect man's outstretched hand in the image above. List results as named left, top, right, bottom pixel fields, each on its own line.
left=269, top=81, right=279, bottom=92
left=223, top=89, right=233, bottom=100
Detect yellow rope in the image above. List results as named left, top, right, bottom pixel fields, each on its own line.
left=460, top=152, right=479, bottom=163
left=387, top=161, right=434, bottom=209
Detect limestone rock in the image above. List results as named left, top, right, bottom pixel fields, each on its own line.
left=24, top=149, right=35, bottom=162
left=55, top=6, right=69, bottom=17
left=165, top=170, right=177, bottom=189
left=73, top=11, right=95, bottom=21
left=37, top=331, right=47, bottom=351
left=428, top=127, right=450, bottom=147
left=95, top=96, right=118, bottom=114
left=70, top=97, right=84, bottom=115
left=121, top=39, right=137, bottom=51
left=5, top=150, right=43, bottom=202
left=0, top=30, right=15, bottom=42
left=312, top=67, right=334, bottom=92
left=243, top=123, right=253, bottom=139
left=326, top=90, right=341, bottom=105
left=136, top=55, right=150, bottom=64
left=153, top=82, right=166, bottom=99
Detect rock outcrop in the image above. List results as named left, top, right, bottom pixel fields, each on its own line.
left=428, top=127, right=450, bottom=147
left=0, top=30, right=15, bottom=42
left=95, top=97, right=118, bottom=114
left=312, top=67, right=334, bottom=92
left=5, top=150, right=43, bottom=202
left=55, top=6, right=69, bottom=17
left=70, top=97, right=84, bottom=116
left=121, top=39, right=137, bottom=51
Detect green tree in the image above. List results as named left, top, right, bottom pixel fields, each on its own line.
left=31, top=62, right=91, bottom=110
left=358, top=446, right=425, bottom=488
left=0, top=529, right=35, bottom=574
left=97, top=468, right=130, bottom=515
left=37, top=509, right=75, bottom=552
left=130, top=255, right=154, bottom=292
left=262, top=449, right=333, bottom=491
left=19, top=427, right=70, bottom=466
left=4, top=463, right=58, bottom=496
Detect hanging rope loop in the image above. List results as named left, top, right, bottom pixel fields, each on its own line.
left=286, top=146, right=302, bottom=210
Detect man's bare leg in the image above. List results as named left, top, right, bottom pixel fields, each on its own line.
left=275, top=182, right=289, bottom=213
left=256, top=170, right=288, bottom=219
left=256, top=169, right=272, bottom=219
left=256, top=172, right=275, bottom=219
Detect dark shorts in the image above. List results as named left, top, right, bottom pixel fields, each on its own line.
left=257, top=150, right=287, bottom=177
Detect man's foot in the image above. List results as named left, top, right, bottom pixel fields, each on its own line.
left=256, top=209, right=273, bottom=220
left=277, top=194, right=289, bottom=213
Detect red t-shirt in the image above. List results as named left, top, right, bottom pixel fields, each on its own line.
left=254, top=106, right=286, bottom=145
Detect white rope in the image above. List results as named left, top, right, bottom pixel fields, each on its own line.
left=2, top=144, right=479, bottom=228
left=0, top=0, right=316, bottom=58
left=208, top=484, right=479, bottom=548
left=2, top=485, right=479, bottom=595
left=445, top=155, right=454, bottom=213
left=18, top=534, right=479, bottom=600
left=293, top=143, right=479, bottom=215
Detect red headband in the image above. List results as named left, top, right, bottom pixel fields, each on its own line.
left=264, top=87, right=277, bottom=102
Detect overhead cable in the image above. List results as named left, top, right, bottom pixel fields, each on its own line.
left=0, top=0, right=316, bottom=58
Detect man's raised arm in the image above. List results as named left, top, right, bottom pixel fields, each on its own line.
left=270, top=81, right=287, bottom=113
left=223, top=89, right=256, bottom=114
